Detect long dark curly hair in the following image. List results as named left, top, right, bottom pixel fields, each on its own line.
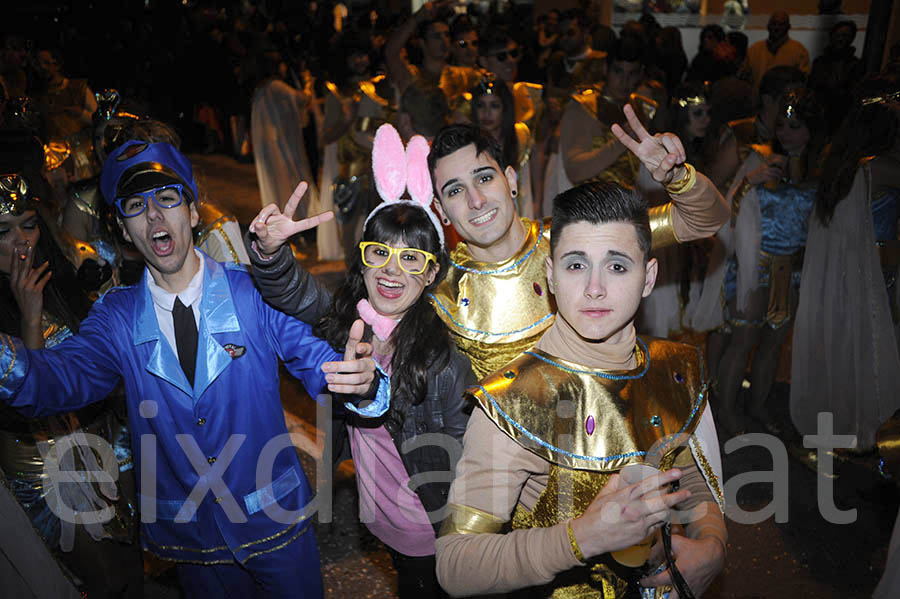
left=471, top=75, right=519, bottom=171
left=316, top=203, right=451, bottom=430
left=0, top=206, right=92, bottom=338
left=772, top=88, right=828, bottom=186
left=816, top=75, right=900, bottom=225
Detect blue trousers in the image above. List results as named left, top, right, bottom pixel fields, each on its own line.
left=176, top=522, right=323, bottom=598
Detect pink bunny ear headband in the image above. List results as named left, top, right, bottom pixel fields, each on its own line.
left=364, top=124, right=445, bottom=248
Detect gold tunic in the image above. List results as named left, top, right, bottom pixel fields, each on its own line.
left=468, top=339, right=709, bottom=598
left=572, top=85, right=658, bottom=190
left=429, top=217, right=555, bottom=378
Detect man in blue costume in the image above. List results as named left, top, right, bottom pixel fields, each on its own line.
left=0, top=140, right=386, bottom=598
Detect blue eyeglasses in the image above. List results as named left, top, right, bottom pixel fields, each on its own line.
left=115, top=183, right=187, bottom=217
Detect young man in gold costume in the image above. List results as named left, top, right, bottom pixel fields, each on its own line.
left=426, top=107, right=729, bottom=378
left=435, top=180, right=726, bottom=599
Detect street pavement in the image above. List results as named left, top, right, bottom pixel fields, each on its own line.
left=145, top=153, right=899, bottom=599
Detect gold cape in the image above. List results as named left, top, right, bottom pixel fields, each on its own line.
left=469, top=338, right=707, bottom=472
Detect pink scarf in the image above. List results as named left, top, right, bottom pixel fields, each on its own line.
left=356, top=299, right=400, bottom=342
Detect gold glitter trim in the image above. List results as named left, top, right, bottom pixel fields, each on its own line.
left=143, top=549, right=235, bottom=566
left=234, top=512, right=307, bottom=550
left=665, top=163, right=697, bottom=195
left=0, top=334, right=16, bottom=388
left=676, top=95, right=706, bottom=108
left=690, top=435, right=725, bottom=513
left=196, top=218, right=242, bottom=265
left=567, top=520, right=587, bottom=563
left=861, top=90, right=900, bottom=105
left=240, top=519, right=312, bottom=564
left=143, top=507, right=309, bottom=555
left=143, top=536, right=229, bottom=554
left=439, top=503, right=505, bottom=537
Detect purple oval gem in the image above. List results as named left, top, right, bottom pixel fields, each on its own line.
left=585, top=415, right=595, bottom=436
left=533, top=282, right=543, bottom=296
left=674, top=372, right=684, bottom=383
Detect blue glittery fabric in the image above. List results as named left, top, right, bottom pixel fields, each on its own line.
left=756, top=183, right=817, bottom=255
left=872, top=189, right=899, bottom=242
left=724, top=183, right=815, bottom=302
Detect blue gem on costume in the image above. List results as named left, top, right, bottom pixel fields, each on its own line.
left=586, top=415, right=595, bottom=436
left=461, top=297, right=470, bottom=306
left=674, top=372, right=684, bottom=383
left=651, top=415, right=662, bottom=427
left=504, top=370, right=516, bottom=379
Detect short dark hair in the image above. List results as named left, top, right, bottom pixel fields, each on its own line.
left=607, top=34, right=645, bottom=65
left=550, top=182, right=651, bottom=261
left=759, top=65, right=806, bottom=99
left=417, top=17, right=448, bottom=41
left=450, top=15, right=476, bottom=40
left=559, top=9, right=590, bottom=30
left=478, top=29, right=514, bottom=57
left=428, top=124, right=507, bottom=194
left=400, top=83, right=449, bottom=139
left=831, top=20, right=857, bottom=37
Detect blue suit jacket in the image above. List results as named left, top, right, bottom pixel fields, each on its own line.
left=1, top=253, right=339, bottom=566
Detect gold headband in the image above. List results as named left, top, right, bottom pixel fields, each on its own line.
left=0, top=174, right=37, bottom=216
left=676, top=95, right=706, bottom=108
left=861, top=90, right=900, bottom=106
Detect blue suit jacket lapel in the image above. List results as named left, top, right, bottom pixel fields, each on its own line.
left=193, top=255, right=241, bottom=399
left=133, top=271, right=193, bottom=397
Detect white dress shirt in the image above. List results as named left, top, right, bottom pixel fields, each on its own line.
left=146, top=249, right=204, bottom=362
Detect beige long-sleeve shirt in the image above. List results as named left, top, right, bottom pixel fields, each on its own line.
left=435, top=409, right=726, bottom=597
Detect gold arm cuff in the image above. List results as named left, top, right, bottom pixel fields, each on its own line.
left=439, top=503, right=506, bottom=537
left=665, top=163, right=697, bottom=195
left=649, top=203, right=679, bottom=249
left=567, top=520, right=587, bottom=564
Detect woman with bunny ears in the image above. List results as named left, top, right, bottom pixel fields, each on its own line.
left=248, top=125, right=475, bottom=598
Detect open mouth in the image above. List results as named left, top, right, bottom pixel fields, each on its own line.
left=469, top=208, right=498, bottom=227
left=150, top=230, right=174, bottom=256
left=377, top=279, right=404, bottom=299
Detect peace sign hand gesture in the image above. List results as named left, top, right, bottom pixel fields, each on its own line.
left=249, top=181, right=334, bottom=258
left=611, top=104, right=688, bottom=186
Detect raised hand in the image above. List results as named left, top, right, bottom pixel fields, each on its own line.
left=611, top=104, right=688, bottom=186
left=9, top=245, right=51, bottom=349
left=248, top=181, right=334, bottom=257
left=569, top=468, right=690, bottom=560
left=746, top=155, right=786, bottom=186
left=320, top=319, right=377, bottom=395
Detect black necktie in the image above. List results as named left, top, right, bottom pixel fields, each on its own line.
left=173, top=297, right=198, bottom=386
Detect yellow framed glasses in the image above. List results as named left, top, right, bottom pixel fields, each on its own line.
left=359, top=241, right=436, bottom=275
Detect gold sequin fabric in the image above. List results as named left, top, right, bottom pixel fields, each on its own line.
left=471, top=338, right=707, bottom=473
left=589, top=129, right=640, bottom=189
left=430, top=218, right=556, bottom=349
left=453, top=333, right=543, bottom=380
left=512, top=467, right=626, bottom=598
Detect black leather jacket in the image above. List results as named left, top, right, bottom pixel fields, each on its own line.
left=248, top=241, right=475, bottom=532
